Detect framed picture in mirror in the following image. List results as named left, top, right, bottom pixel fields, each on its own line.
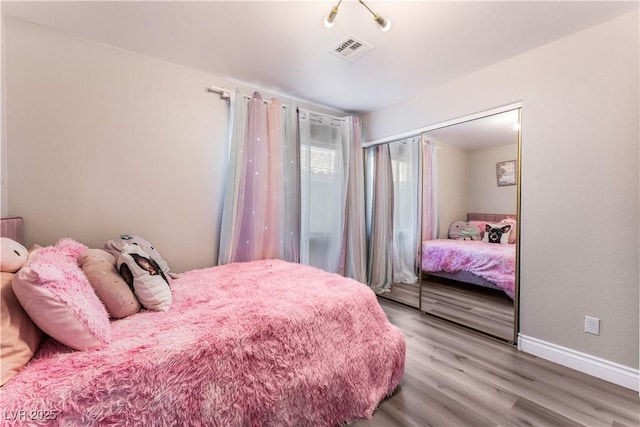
left=496, top=160, right=517, bottom=187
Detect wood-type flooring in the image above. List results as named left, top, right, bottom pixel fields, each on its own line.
left=352, top=299, right=640, bottom=427
left=381, top=277, right=515, bottom=341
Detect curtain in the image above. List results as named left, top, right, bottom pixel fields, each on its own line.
left=421, top=135, right=438, bottom=241
left=342, top=117, right=367, bottom=283
left=366, top=144, right=394, bottom=293
left=219, top=95, right=365, bottom=278
left=218, top=90, right=248, bottom=265
left=299, top=111, right=346, bottom=273
left=389, top=138, right=421, bottom=284
left=280, top=102, right=301, bottom=262
left=218, top=91, right=298, bottom=264
left=299, top=112, right=367, bottom=282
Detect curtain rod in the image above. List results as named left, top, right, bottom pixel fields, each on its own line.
left=207, top=85, right=232, bottom=100
left=207, top=84, right=290, bottom=108
left=299, top=108, right=347, bottom=123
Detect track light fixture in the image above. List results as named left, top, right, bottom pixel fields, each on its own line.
left=323, top=0, right=392, bottom=32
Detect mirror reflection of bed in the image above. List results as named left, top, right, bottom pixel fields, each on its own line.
left=421, top=109, right=520, bottom=342
left=422, top=212, right=516, bottom=341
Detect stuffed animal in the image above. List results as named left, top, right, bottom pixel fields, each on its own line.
left=117, top=244, right=172, bottom=312
left=104, top=235, right=178, bottom=279
left=448, top=221, right=481, bottom=241
left=1, top=237, right=28, bottom=273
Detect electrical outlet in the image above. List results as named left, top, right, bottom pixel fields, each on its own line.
left=584, top=316, right=600, bottom=335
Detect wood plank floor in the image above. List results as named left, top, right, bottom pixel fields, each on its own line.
left=382, top=282, right=421, bottom=308
left=353, top=299, right=640, bottom=427
left=381, top=277, right=515, bottom=341
left=421, top=277, right=514, bottom=342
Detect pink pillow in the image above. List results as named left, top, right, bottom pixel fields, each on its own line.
left=1, top=272, right=42, bottom=385
left=12, top=239, right=111, bottom=350
left=79, top=249, right=140, bottom=319
left=500, top=218, right=517, bottom=244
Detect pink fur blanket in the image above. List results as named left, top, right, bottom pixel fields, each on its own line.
left=1, top=260, right=404, bottom=426
left=422, top=240, right=515, bottom=298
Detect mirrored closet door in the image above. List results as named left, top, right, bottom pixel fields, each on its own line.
left=420, top=108, right=521, bottom=342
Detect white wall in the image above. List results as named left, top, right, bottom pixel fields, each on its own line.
left=467, top=144, right=518, bottom=214
left=2, top=18, right=341, bottom=273
left=364, top=11, right=639, bottom=369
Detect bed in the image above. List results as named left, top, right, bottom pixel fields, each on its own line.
left=421, top=213, right=516, bottom=299
left=0, top=217, right=405, bottom=426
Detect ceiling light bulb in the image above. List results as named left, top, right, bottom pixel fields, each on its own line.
left=374, top=14, right=391, bottom=32
left=324, top=6, right=339, bottom=28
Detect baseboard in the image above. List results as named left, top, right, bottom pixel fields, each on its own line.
left=518, top=334, right=639, bottom=392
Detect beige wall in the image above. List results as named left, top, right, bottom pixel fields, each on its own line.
left=364, top=11, right=639, bottom=368
left=2, top=18, right=340, bottom=273
left=434, top=141, right=518, bottom=238
left=4, top=18, right=227, bottom=273
left=467, top=144, right=518, bottom=214
left=1, top=14, right=8, bottom=217
left=430, top=139, right=467, bottom=238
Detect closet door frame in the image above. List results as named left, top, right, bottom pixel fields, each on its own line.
left=365, top=102, right=522, bottom=344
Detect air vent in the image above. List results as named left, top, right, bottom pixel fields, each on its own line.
left=330, top=35, right=373, bottom=62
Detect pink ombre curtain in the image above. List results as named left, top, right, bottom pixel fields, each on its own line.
left=218, top=91, right=299, bottom=265
left=421, top=136, right=438, bottom=241
left=235, top=92, right=269, bottom=261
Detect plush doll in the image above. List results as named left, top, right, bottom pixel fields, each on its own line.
left=117, top=244, right=172, bottom=312
left=0, top=237, right=28, bottom=273
left=448, top=221, right=481, bottom=241
left=104, top=235, right=178, bottom=279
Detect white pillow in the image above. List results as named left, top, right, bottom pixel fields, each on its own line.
left=1, top=237, right=28, bottom=273
left=481, top=223, right=512, bottom=244
left=117, top=244, right=172, bottom=311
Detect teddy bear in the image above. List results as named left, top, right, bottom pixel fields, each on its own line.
left=0, top=237, right=28, bottom=273
left=448, top=221, right=481, bottom=241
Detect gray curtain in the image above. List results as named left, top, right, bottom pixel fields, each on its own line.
left=342, top=117, right=367, bottom=283
left=366, top=144, right=394, bottom=293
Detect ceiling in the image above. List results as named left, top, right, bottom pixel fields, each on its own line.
left=424, top=109, right=520, bottom=151
left=2, top=1, right=638, bottom=115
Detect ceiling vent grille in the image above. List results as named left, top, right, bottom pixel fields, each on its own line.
left=331, top=35, right=373, bottom=62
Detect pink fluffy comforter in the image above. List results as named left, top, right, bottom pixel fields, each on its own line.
left=1, top=260, right=405, bottom=426
left=422, top=240, right=516, bottom=298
